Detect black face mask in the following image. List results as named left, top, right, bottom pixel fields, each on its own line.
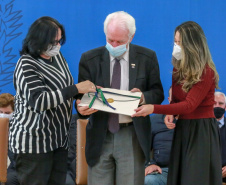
left=214, top=107, right=225, bottom=119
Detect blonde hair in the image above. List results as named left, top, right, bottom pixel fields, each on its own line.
left=172, top=21, right=219, bottom=92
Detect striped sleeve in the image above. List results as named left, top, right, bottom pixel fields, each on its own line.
left=17, top=57, right=78, bottom=113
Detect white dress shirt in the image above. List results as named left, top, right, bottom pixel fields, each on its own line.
left=218, top=117, right=225, bottom=128
left=109, top=47, right=132, bottom=123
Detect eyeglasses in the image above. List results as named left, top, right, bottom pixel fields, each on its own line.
left=52, top=37, right=64, bottom=46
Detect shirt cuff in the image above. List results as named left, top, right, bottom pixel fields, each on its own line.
left=62, top=85, right=78, bottom=101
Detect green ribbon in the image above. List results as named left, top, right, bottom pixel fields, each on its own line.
left=88, top=88, right=109, bottom=108
left=88, top=88, right=141, bottom=109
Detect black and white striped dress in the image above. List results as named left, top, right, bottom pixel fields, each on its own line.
left=9, top=53, right=78, bottom=154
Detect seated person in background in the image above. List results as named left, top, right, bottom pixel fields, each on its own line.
left=145, top=87, right=175, bottom=185
left=65, top=114, right=78, bottom=185
left=0, top=93, right=19, bottom=185
left=214, top=91, right=226, bottom=183
left=0, top=93, right=14, bottom=117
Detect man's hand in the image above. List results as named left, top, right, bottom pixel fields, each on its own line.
left=222, top=166, right=226, bottom=178
left=130, top=88, right=144, bottom=104
left=145, top=164, right=162, bottom=176
left=76, top=99, right=98, bottom=116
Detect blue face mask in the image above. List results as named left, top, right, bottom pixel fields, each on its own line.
left=105, top=42, right=128, bottom=57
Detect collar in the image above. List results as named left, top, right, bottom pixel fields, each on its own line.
left=39, top=56, right=53, bottom=63
left=218, top=117, right=225, bottom=128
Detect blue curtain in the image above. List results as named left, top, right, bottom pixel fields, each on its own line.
left=1, top=0, right=226, bottom=109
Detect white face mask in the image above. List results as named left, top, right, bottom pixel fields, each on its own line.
left=172, top=43, right=182, bottom=60
left=44, top=45, right=61, bottom=57
left=0, top=113, right=13, bottom=120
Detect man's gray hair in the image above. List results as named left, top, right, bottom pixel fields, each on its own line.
left=104, top=11, right=136, bottom=38
left=214, top=91, right=226, bottom=103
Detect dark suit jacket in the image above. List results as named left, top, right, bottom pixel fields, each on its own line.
left=221, top=118, right=226, bottom=166
left=220, top=117, right=226, bottom=182
left=76, top=44, right=164, bottom=167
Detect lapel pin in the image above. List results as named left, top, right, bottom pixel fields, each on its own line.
left=131, top=64, right=135, bottom=68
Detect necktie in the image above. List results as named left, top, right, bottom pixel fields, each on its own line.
left=108, top=58, right=121, bottom=133
left=217, top=121, right=221, bottom=128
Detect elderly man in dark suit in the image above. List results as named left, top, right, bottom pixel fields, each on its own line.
left=76, top=11, right=164, bottom=185
left=214, top=91, right=226, bottom=183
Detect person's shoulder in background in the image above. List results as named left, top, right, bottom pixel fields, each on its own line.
left=150, top=114, right=166, bottom=127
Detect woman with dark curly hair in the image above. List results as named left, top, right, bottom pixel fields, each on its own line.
left=9, top=16, right=95, bottom=185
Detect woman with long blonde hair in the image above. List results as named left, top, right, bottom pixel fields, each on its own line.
left=132, top=21, right=222, bottom=185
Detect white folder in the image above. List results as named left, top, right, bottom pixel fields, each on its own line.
left=78, top=88, right=142, bottom=116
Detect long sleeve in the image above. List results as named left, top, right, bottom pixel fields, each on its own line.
left=16, top=56, right=78, bottom=113
left=9, top=54, right=77, bottom=154
left=153, top=66, right=215, bottom=119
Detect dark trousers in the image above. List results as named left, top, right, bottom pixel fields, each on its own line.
left=15, top=147, right=68, bottom=185
left=223, top=177, right=226, bottom=183
left=6, top=169, right=19, bottom=185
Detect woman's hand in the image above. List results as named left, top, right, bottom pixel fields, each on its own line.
left=75, top=80, right=96, bottom=94
left=131, top=104, right=154, bottom=117
left=76, top=99, right=98, bottom=115
left=164, top=115, right=176, bottom=129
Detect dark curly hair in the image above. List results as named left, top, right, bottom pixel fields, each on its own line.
left=20, top=16, right=66, bottom=57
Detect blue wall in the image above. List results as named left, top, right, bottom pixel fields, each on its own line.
left=1, top=0, right=226, bottom=110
